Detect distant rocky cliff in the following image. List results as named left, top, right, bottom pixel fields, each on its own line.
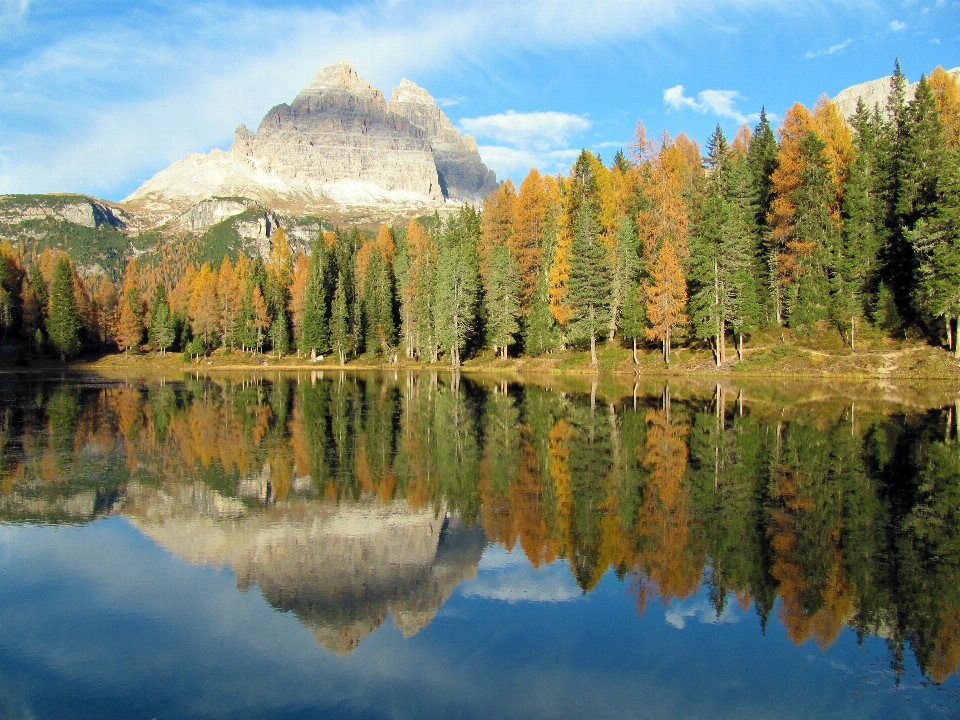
left=832, top=66, right=960, bottom=117
left=123, top=62, right=497, bottom=229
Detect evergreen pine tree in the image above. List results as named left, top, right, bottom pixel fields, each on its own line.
left=270, top=305, right=290, bottom=359
left=836, top=100, right=885, bottom=348
left=301, top=238, right=329, bottom=357
left=785, top=131, right=840, bottom=330
left=47, top=257, right=81, bottom=360
left=619, top=280, right=646, bottom=363
left=362, top=247, right=396, bottom=356
left=434, top=207, right=480, bottom=368
left=330, top=274, right=350, bottom=365
left=148, top=285, right=175, bottom=355
left=900, top=77, right=947, bottom=323
left=567, top=150, right=613, bottom=366
left=485, top=244, right=521, bottom=358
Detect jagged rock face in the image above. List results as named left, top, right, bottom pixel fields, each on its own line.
left=833, top=67, right=960, bottom=118
left=123, top=481, right=485, bottom=655
left=388, top=79, right=498, bottom=203
left=123, top=62, right=497, bottom=229
left=0, top=194, right=128, bottom=230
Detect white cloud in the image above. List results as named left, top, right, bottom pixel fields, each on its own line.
left=889, top=19, right=906, bottom=30
left=664, top=597, right=742, bottom=629
left=804, top=37, right=853, bottom=58
left=663, top=85, right=758, bottom=124
left=0, top=0, right=869, bottom=197
left=476, top=146, right=581, bottom=180
left=462, top=546, right=583, bottom=603
left=435, top=97, right=464, bottom=108
left=460, top=111, right=592, bottom=151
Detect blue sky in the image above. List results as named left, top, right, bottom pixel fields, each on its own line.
left=0, top=0, right=957, bottom=201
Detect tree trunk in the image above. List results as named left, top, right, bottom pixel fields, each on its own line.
left=738, top=333, right=743, bottom=362
left=590, top=332, right=597, bottom=367
left=632, top=336, right=638, bottom=365
left=851, top=316, right=856, bottom=351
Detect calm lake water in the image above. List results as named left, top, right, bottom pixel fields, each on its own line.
left=2, top=370, right=960, bottom=719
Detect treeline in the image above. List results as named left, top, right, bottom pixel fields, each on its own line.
left=1, top=61, right=958, bottom=366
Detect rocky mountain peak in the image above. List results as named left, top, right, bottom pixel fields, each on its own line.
left=390, top=78, right=435, bottom=106
left=309, top=61, right=379, bottom=96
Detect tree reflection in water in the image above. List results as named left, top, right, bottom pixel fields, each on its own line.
left=2, top=372, right=960, bottom=682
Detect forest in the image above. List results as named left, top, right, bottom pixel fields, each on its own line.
left=1, top=61, right=959, bottom=368
left=4, top=372, right=960, bottom=682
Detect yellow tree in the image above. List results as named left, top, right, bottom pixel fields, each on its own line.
left=114, top=292, right=142, bottom=354
left=811, top=95, right=854, bottom=198
left=266, top=227, right=293, bottom=297
left=170, top=264, right=198, bottom=321
left=189, top=263, right=219, bottom=349
left=480, top=179, right=517, bottom=288
left=511, top=169, right=548, bottom=309
left=638, top=136, right=696, bottom=363
left=249, top=285, right=271, bottom=353
left=92, top=277, right=117, bottom=344
left=768, top=103, right=814, bottom=323
left=644, top=239, right=687, bottom=364
left=216, top=256, right=239, bottom=350
left=399, top=218, right=436, bottom=359
left=288, top=253, right=310, bottom=352
left=930, top=66, right=960, bottom=147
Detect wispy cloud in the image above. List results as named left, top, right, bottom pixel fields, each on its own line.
left=0, top=0, right=870, bottom=198
left=663, top=85, right=759, bottom=124
left=889, top=19, right=906, bottom=30
left=460, top=111, right=592, bottom=151
left=804, top=37, right=853, bottom=58
left=664, top=597, right=742, bottom=629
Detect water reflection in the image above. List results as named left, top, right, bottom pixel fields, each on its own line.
left=2, top=372, right=960, bottom=684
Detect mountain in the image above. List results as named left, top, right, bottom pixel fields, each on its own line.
left=832, top=66, right=960, bottom=117
left=123, top=62, right=497, bottom=229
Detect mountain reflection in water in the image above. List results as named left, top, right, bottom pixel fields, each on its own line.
left=2, top=371, right=960, bottom=688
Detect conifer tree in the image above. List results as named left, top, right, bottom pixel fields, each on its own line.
left=330, top=274, right=350, bottom=365
left=270, top=305, right=290, bottom=359
left=924, top=148, right=960, bottom=355
left=619, top=280, right=646, bottom=363
left=485, top=244, right=521, bottom=359
left=836, top=100, right=885, bottom=348
left=900, top=77, right=946, bottom=322
left=567, top=150, right=613, bottom=366
left=250, top=285, right=270, bottom=354
left=47, top=257, right=81, bottom=360
left=148, top=284, right=175, bottom=355
left=785, top=131, right=841, bottom=329
left=434, top=207, right=480, bottom=368
left=362, top=247, right=395, bottom=356
left=116, top=288, right=144, bottom=354
left=301, top=238, right=329, bottom=357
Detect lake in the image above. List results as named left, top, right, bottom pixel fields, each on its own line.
left=1, top=370, right=960, bottom=719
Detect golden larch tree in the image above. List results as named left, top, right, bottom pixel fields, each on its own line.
left=189, top=263, right=219, bottom=348
left=930, top=66, right=960, bottom=147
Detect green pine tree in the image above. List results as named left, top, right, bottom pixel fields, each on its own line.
left=148, top=285, right=175, bottom=356
left=434, top=207, right=480, bottom=368
left=270, top=305, right=290, bottom=358
left=362, top=247, right=396, bottom=356
left=567, top=150, right=613, bottom=366
left=485, top=244, right=521, bottom=358
left=785, top=131, right=840, bottom=330
left=330, top=274, right=350, bottom=365
left=836, top=100, right=886, bottom=348
left=47, top=257, right=81, bottom=360
left=301, top=238, right=329, bottom=356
